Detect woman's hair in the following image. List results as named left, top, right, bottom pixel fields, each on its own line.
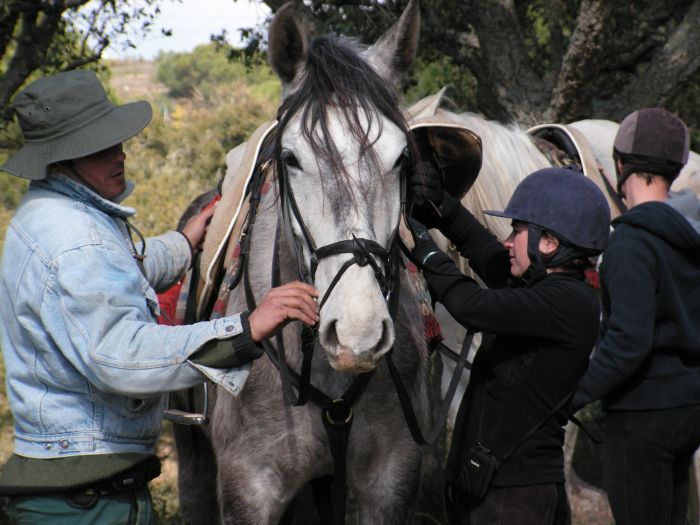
left=539, top=230, right=596, bottom=274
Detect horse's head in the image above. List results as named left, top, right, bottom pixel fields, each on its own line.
left=267, top=1, right=420, bottom=373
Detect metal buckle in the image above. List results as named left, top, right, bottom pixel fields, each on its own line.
left=164, top=382, right=209, bottom=426
left=324, top=398, right=353, bottom=427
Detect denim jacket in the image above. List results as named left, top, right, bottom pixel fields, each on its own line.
left=0, top=175, right=248, bottom=459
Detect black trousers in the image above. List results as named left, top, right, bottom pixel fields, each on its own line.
left=445, top=482, right=570, bottom=525
left=603, top=406, right=700, bottom=525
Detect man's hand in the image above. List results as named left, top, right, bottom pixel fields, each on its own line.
left=248, top=282, right=320, bottom=342
left=181, top=205, right=216, bottom=251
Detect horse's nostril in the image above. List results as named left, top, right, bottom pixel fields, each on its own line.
left=320, top=319, right=339, bottom=353
left=380, top=319, right=393, bottom=349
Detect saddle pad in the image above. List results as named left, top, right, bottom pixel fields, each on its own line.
left=196, top=120, right=277, bottom=319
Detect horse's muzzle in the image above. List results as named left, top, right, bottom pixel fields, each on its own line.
left=327, top=345, right=379, bottom=373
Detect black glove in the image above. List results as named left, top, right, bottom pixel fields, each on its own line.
left=409, top=161, right=457, bottom=228
left=408, top=217, right=442, bottom=267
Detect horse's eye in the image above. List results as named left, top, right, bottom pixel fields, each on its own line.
left=392, top=147, right=410, bottom=170
left=282, top=150, right=301, bottom=170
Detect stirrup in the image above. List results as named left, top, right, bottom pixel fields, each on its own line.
left=164, top=382, right=210, bottom=425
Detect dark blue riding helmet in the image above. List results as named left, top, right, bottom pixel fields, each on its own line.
left=484, top=167, right=610, bottom=255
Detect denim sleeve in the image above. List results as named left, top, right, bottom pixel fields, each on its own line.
left=46, top=241, right=243, bottom=396
left=138, top=231, right=192, bottom=293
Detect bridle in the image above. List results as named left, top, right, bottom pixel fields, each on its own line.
left=239, top=124, right=471, bottom=524
left=277, top=148, right=408, bottom=310
left=236, top=127, right=408, bottom=522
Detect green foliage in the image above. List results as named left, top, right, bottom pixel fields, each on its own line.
left=0, top=1, right=165, bottom=125
left=0, top=119, right=26, bottom=211
left=404, top=57, right=477, bottom=110
left=122, top=77, right=278, bottom=237
left=155, top=44, right=277, bottom=99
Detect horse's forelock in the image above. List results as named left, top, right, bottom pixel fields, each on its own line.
left=276, top=34, right=414, bottom=201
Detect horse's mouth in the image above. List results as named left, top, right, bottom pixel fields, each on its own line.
left=327, top=346, right=378, bottom=373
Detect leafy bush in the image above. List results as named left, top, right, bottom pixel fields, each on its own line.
left=155, top=44, right=277, bottom=100
left=124, top=79, right=278, bottom=236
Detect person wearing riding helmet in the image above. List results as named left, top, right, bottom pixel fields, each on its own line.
left=572, top=108, right=700, bottom=525
left=408, top=164, right=610, bottom=525
left=0, top=70, right=319, bottom=523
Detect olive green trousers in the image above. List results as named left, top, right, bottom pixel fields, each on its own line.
left=4, top=486, right=154, bottom=525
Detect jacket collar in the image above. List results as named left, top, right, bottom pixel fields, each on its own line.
left=32, top=173, right=137, bottom=219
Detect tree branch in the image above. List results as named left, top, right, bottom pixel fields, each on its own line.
left=469, top=0, right=547, bottom=123
left=619, top=0, right=700, bottom=113
left=262, top=0, right=286, bottom=13
left=0, top=7, right=20, bottom=61
left=548, top=0, right=616, bottom=122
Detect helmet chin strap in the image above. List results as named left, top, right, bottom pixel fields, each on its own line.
left=614, top=149, right=684, bottom=198
left=519, top=224, right=592, bottom=285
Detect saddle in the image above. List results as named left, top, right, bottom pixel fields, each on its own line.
left=528, top=123, right=625, bottom=218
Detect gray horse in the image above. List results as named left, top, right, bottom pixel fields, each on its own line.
left=174, top=2, right=431, bottom=524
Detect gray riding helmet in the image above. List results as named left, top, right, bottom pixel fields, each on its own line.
left=613, top=108, right=689, bottom=193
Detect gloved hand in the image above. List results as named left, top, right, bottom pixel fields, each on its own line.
left=408, top=217, right=442, bottom=267
left=409, top=161, right=457, bottom=228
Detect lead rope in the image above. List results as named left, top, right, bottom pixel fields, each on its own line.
left=121, top=218, right=147, bottom=278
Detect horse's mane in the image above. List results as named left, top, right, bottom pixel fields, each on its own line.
left=275, top=34, right=414, bottom=202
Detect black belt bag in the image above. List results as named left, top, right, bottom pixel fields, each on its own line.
left=461, top=442, right=500, bottom=500
left=461, top=384, right=577, bottom=500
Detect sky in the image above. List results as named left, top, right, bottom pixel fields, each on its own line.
left=104, top=0, right=272, bottom=60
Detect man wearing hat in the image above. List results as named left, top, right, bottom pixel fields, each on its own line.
left=0, top=70, right=319, bottom=523
left=573, top=108, right=700, bottom=525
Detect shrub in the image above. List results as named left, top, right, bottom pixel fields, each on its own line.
left=155, top=44, right=277, bottom=100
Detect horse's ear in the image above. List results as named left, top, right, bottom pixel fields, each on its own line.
left=268, top=3, right=309, bottom=88
left=366, top=0, right=420, bottom=80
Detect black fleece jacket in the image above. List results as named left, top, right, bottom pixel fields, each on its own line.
left=413, top=202, right=600, bottom=487
left=574, top=190, right=700, bottom=410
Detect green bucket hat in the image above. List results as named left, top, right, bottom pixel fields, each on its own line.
left=0, top=69, right=152, bottom=180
